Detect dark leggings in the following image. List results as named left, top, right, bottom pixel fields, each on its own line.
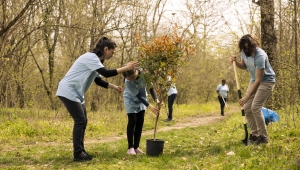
left=168, top=94, right=177, bottom=119
left=127, top=110, right=145, bottom=149
left=218, top=96, right=227, bottom=115
left=59, top=96, right=87, bottom=156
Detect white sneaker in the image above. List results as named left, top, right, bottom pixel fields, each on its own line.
left=127, top=147, right=136, bottom=155
left=134, top=148, right=144, bottom=154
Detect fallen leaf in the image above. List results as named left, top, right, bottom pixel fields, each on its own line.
left=226, top=151, right=235, bottom=156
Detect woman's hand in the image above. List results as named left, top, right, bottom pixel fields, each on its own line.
left=230, top=55, right=237, bottom=63
left=125, top=61, right=140, bottom=71
left=231, top=55, right=247, bottom=69
left=109, top=84, right=123, bottom=93
left=117, top=61, right=140, bottom=74
left=238, top=95, right=249, bottom=107
left=148, top=104, right=159, bottom=116
left=114, top=85, right=123, bottom=93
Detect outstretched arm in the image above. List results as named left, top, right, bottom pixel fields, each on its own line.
left=149, top=87, right=159, bottom=103
left=94, top=77, right=109, bottom=88
left=96, top=61, right=140, bottom=78
left=94, top=77, right=122, bottom=93
left=136, top=93, right=159, bottom=115
left=96, top=68, right=118, bottom=78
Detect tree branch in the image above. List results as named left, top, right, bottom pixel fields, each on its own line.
left=0, top=0, right=36, bottom=37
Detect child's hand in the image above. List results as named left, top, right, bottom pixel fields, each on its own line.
left=148, top=105, right=159, bottom=116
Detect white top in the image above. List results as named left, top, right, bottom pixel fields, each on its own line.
left=56, top=52, right=103, bottom=103
left=216, top=84, right=229, bottom=98
left=166, top=75, right=177, bottom=96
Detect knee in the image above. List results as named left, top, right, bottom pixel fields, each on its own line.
left=74, top=117, right=87, bottom=126
left=136, top=120, right=144, bottom=127
left=251, top=106, right=262, bottom=115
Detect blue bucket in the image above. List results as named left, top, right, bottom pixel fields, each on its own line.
left=262, top=107, right=279, bottom=125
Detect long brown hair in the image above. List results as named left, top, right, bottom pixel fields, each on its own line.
left=238, top=34, right=260, bottom=56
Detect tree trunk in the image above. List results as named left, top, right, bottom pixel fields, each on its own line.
left=254, top=0, right=277, bottom=65
left=253, top=0, right=278, bottom=108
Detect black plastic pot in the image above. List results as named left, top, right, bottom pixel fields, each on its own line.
left=146, top=139, right=165, bottom=156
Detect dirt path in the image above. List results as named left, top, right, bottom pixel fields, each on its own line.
left=2, top=107, right=239, bottom=150
left=85, top=107, right=239, bottom=144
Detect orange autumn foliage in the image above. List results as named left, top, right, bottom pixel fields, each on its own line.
left=135, top=25, right=195, bottom=101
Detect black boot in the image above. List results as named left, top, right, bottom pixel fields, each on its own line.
left=248, top=134, right=258, bottom=144
left=255, top=135, right=268, bottom=145
left=74, top=152, right=93, bottom=162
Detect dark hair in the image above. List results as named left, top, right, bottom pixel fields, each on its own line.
left=90, top=37, right=117, bottom=57
left=122, top=69, right=135, bottom=78
left=238, top=34, right=259, bottom=56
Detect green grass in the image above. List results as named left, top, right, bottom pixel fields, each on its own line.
left=0, top=102, right=299, bottom=169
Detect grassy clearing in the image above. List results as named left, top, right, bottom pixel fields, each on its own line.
left=0, top=102, right=299, bottom=169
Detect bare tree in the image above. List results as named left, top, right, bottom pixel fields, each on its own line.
left=0, top=0, right=39, bottom=107
left=0, top=0, right=36, bottom=37
left=175, top=0, right=228, bottom=104
left=0, top=0, right=299, bottom=111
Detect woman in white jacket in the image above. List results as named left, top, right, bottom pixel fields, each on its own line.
left=165, top=75, right=177, bottom=122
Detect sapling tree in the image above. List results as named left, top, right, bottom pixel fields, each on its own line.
left=135, top=25, right=195, bottom=102
left=135, top=25, right=195, bottom=139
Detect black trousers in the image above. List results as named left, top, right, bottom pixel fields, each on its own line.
left=59, top=96, right=87, bottom=156
left=168, top=94, right=177, bottom=119
left=127, top=110, right=145, bottom=149
left=218, top=96, right=227, bottom=115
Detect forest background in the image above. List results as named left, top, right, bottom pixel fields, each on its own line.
left=0, top=0, right=299, bottom=113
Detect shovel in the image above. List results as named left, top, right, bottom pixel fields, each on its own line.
left=233, top=61, right=249, bottom=145
left=221, top=96, right=228, bottom=110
